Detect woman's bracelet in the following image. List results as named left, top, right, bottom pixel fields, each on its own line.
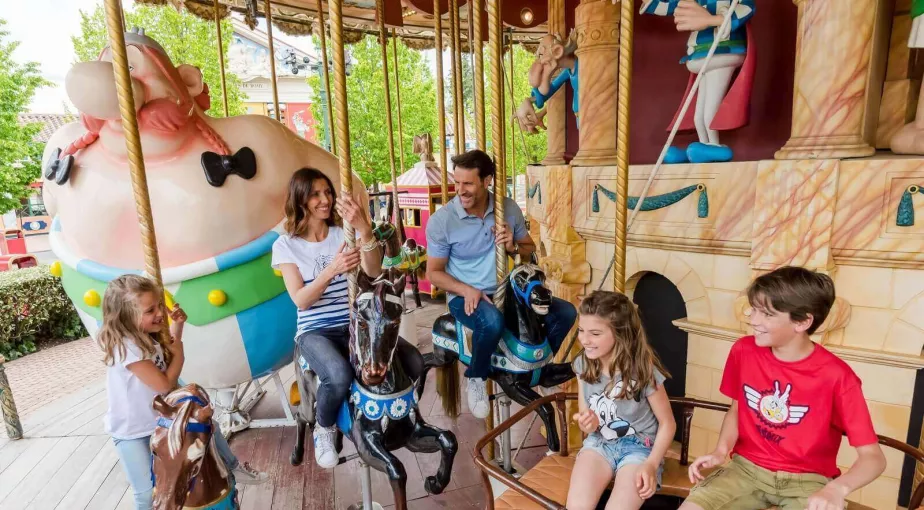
left=360, top=238, right=380, bottom=252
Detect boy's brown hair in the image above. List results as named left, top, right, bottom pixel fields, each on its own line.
left=747, top=266, right=835, bottom=335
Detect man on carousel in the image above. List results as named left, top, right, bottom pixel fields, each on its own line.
left=425, top=149, right=577, bottom=419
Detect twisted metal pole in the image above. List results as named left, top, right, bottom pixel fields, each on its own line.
left=613, top=0, right=633, bottom=293
left=264, top=0, right=282, bottom=122
left=377, top=0, right=404, bottom=244
left=448, top=0, right=463, bottom=154
left=433, top=0, right=449, bottom=205
left=391, top=29, right=406, bottom=172
left=472, top=0, right=485, bottom=150
left=103, top=0, right=170, bottom=355
left=508, top=32, right=516, bottom=201
left=214, top=0, right=229, bottom=117
left=329, top=0, right=357, bottom=305
left=0, top=357, right=22, bottom=440
left=487, top=0, right=504, bottom=461
left=317, top=0, right=337, bottom=154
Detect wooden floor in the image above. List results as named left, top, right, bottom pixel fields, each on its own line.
left=0, top=301, right=552, bottom=509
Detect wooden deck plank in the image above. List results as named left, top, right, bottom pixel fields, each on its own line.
left=0, top=435, right=85, bottom=510
left=270, top=427, right=308, bottom=510
left=24, top=434, right=108, bottom=510
left=227, top=427, right=258, bottom=506
left=85, top=454, right=130, bottom=510
left=115, top=487, right=134, bottom=510
left=238, top=428, right=282, bottom=510
left=0, top=438, right=35, bottom=476
left=0, top=437, right=61, bottom=503
left=16, top=380, right=106, bottom=436
left=68, top=410, right=107, bottom=437
left=54, top=437, right=120, bottom=510
left=302, top=436, right=335, bottom=510
left=31, top=397, right=107, bottom=438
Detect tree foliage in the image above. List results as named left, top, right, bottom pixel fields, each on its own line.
left=309, top=35, right=437, bottom=186
left=0, top=19, right=49, bottom=216
left=71, top=5, right=245, bottom=118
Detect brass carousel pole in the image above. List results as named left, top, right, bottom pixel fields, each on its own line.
left=329, top=0, right=356, bottom=304
left=448, top=0, right=463, bottom=154
left=508, top=31, right=516, bottom=201
left=316, top=0, right=337, bottom=154
left=613, top=0, right=633, bottom=292
left=264, top=0, right=282, bottom=122
left=472, top=0, right=485, bottom=150
left=433, top=0, right=448, bottom=205
left=488, top=0, right=504, bottom=465
left=391, top=29, right=406, bottom=172
left=102, top=0, right=170, bottom=354
left=214, top=0, right=229, bottom=117
left=377, top=0, right=404, bottom=243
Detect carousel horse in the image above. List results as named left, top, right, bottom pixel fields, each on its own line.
left=401, top=238, right=426, bottom=309
left=426, top=263, right=575, bottom=452
left=152, top=384, right=237, bottom=510
left=289, top=237, right=457, bottom=509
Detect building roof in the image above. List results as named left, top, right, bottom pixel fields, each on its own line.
left=396, top=162, right=454, bottom=187
left=18, top=114, right=75, bottom=143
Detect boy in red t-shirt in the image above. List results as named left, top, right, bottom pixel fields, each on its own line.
left=683, top=266, right=886, bottom=510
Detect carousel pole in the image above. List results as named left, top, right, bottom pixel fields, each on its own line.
left=508, top=32, right=516, bottom=201
left=472, top=0, right=485, bottom=150
left=102, top=0, right=170, bottom=354
left=433, top=0, right=449, bottom=205
left=488, top=0, right=504, bottom=467
left=391, top=29, right=406, bottom=172
left=213, top=0, right=230, bottom=117
left=613, top=0, right=633, bottom=292
left=448, top=0, right=463, bottom=154
left=377, top=0, right=404, bottom=243
left=264, top=0, right=282, bottom=122
left=316, top=0, right=337, bottom=154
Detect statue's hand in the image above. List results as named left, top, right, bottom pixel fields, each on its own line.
left=674, top=0, right=722, bottom=32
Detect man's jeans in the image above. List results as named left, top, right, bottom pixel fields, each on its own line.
left=447, top=295, right=577, bottom=379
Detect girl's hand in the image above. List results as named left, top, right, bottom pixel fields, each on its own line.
left=324, top=242, right=361, bottom=278
left=636, top=461, right=658, bottom=499
left=335, top=196, right=371, bottom=237
left=168, top=303, right=187, bottom=343
left=688, top=450, right=725, bottom=483
left=572, top=408, right=600, bottom=435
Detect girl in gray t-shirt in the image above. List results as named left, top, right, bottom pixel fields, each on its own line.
left=567, top=291, right=677, bottom=510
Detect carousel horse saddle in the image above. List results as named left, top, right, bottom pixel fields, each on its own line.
left=431, top=312, right=553, bottom=376
left=296, top=355, right=419, bottom=436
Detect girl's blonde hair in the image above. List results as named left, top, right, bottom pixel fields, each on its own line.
left=577, top=290, right=670, bottom=400
left=98, top=274, right=162, bottom=366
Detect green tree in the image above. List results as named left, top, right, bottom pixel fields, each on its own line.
left=0, top=19, right=49, bottom=215
left=309, top=35, right=437, bottom=186
left=71, top=5, right=245, bottom=118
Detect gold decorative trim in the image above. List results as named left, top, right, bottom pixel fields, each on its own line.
left=673, top=319, right=924, bottom=370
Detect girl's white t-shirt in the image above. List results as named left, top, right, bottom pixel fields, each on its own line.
left=104, top=339, right=167, bottom=440
left=271, top=226, right=350, bottom=337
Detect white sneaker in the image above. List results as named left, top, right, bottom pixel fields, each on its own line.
left=467, top=378, right=490, bottom=419
left=232, top=462, right=268, bottom=485
left=313, top=425, right=339, bottom=469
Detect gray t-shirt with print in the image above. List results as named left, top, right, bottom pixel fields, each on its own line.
left=572, top=355, right=666, bottom=441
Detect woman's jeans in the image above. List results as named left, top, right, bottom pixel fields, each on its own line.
left=297, top=324, right=424, bottom=428
left=112, top=422, right=238, bottom=510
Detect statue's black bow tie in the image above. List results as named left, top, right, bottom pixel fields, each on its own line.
left=201, top=147, right=257, bottom=187
left=44, top=148, right=74, bottom=185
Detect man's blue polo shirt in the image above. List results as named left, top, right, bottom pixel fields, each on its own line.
left=426, top=193, right=527, bottom=300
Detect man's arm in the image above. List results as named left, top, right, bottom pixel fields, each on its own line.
left=426, top=256, right=476, bottom=298
left=513, top=232, right=537, bottom=261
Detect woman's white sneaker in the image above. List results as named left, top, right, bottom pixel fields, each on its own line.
left=313, top=425, right=339, bottom=469
left=467, top=378, right=490, bottom=419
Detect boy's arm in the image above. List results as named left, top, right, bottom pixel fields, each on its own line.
left=807, top=444, right=885, bottom=510
left=689, top=401, right=739, bottom=482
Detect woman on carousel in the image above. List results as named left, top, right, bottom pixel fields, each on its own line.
left=272, top=168, right=424, bottom=469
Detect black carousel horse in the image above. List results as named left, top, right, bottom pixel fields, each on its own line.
left=425, top=263, right=575, bottom=452
left=289, top=225, right=457, bottom=510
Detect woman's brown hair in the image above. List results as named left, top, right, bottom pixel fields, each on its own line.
left=98, top=274, right=162, bottom=366
left=284, top=167, right=341, bottom=237
left=576, top=290, right=670, bottom=400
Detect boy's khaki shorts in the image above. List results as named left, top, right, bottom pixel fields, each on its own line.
left=686, top=455, right=832, bottom=510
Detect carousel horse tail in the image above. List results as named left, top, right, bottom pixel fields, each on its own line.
left=435, top=360, right=461, bottom=418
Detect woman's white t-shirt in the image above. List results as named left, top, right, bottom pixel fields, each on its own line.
left=271, top=226, right=350, bottom=337
left=104, top=339, right=167, bottom=440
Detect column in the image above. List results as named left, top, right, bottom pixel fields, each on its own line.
left=542, top=0, right=568, bottom=165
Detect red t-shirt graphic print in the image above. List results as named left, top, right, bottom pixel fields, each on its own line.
left=720, top=336, right=878, bottom=478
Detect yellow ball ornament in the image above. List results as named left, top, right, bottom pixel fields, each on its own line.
left=208, top=289, right=228, bottom=307
left=50, top=261, right=63, bottom=278
left=273, top=269, right=283, bottom=277
left=83, top=289, right=101, bottom=307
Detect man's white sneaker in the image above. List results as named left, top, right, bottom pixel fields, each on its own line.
left=232, top=462, right=268, bottom=485
left=467, top=377, right=490, bottom=419
left=313, top=425, right=339, bottom=469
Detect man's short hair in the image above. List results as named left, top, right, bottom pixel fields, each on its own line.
left=747, top=266, right=835, bottom=335
left=451, top=149, right=496, bottom=180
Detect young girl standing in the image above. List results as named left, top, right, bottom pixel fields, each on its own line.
left=567, top=290, right=677, bottom=510
left=99, top=275, right=266, bottom=510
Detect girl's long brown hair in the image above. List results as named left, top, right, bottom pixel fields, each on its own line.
left=577, top=290, right=670, bottom=400
left=98, top=274, right=162, bottom=366
left=284, top=167, right=341, bottom=238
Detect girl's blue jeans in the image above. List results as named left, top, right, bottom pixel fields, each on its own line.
left=112, top=422, right=238, bottom=510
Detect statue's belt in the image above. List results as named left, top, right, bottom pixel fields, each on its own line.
left=61, top=251, right=286, bottom=326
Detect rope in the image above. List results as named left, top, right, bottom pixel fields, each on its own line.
left=264, top=0, right=281, bottom=122
left=392, top=29, right=406, bottom=173
left=472, top=0, right=486, bottom=150
left=316, top=0, right=337, bottom=154
left=449, top=0, right=464, bottom=155
left=433, top=0, right=449, bottom=204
